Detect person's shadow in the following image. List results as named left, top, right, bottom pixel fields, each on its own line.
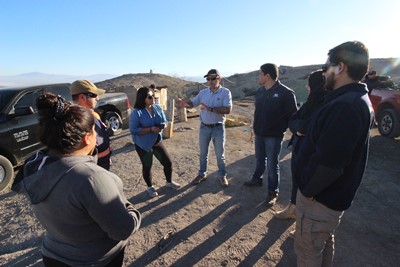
left=128, top=152, right=295, bottom=266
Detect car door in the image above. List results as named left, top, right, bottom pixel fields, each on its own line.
left=7, top=89, right=44, bottom=163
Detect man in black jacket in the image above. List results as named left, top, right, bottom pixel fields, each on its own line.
left=294, top=41, right=374, bottom=266
left=244, top=63, right=297, bottom=206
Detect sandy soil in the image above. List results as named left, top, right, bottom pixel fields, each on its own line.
left=1, top=99, right=400, bottom=267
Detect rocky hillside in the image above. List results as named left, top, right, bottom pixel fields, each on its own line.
left=95, top=58, right=400, bottom=103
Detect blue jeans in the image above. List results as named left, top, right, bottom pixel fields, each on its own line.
left=198, top=123, right=227, bottom=178
left=252, top=135, right=283, bottom=193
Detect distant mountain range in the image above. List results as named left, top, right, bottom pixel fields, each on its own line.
left=0, top=72, right=118, bottom=87
left=2, top=58, right=399, bottom=103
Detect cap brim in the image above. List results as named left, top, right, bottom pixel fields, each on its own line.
left=204, top=74, right=219, bottom=78
left=92, top=87, right=106, bottom=95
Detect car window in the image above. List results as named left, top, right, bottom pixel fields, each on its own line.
left=0, top=91, right=17, bottom=112
left=45, top=85, right=72, bottom=101
left=11, top=91, right=42, bottom=114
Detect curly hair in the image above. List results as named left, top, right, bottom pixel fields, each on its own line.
left=36, top=92, right=95, bottom=154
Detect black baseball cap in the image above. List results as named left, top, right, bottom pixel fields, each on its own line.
left=203, top=69, right=220, bottom=78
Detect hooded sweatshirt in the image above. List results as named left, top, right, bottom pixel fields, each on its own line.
left=12, top=150, right=141, bottom=267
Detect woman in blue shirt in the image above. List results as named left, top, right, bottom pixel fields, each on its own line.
left=129, top=87, right=180, bottom=197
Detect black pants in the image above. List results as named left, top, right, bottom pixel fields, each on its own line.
left=42, top=247, right=125, bottom=267
left=135, top=139, right=172, bottom=187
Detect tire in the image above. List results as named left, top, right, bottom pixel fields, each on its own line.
left=104, top=111, right=122, bottom=136
left=377, top=109, right=400, bottom=138
left=0, top=155, right=14, bottom=193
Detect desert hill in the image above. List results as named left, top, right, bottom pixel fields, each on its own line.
left=96, top=58, right=400, bottom=103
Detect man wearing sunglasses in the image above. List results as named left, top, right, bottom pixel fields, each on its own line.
left=71, top=80, right=112, bottom=170
left=177, top=69, right=232, bottom=187
left=293, top=41, right=374, bottom=266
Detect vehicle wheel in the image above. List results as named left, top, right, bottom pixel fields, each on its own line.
left=377, top=109, right=400, bottom=138
left=104, top=111, right=122, bottom=136
left=0, top=155, right=14, bottom=192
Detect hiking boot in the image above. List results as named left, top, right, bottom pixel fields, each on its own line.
left=274, top=203, right=296, bottom=220
left=166, top=181, right=181, bottom=190
left=266, top=191, right=278, bottom=207
left=192, top=175, right=207, bottom=185
left=219, top=176, right=229, bottom=187
left=244, top=178, right=263, bottom=187
left=146, top=186, right=158, bottom=198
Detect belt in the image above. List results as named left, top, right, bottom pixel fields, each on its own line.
left=98, top=147, right=111, bottom=159
left=202, top=122, right=223, bottom=127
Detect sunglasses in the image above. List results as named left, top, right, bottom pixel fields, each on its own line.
left=321, top=63, right=336, bottom=73
left=83, top=92, right=98, bottom=98
left=206, top=77, right=218, bottom=81
left=147, top=94, right=154, bottom=99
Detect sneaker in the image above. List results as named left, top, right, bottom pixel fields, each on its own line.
left=219, top=176, right=229, bottom=187
left=274, top=203, right=296, bottom=220
left=146, top=186, right=158, bottom=198
left=289, top=229, right=296, bottom=239
left=244, top=178, right=263, bottom=187
left=266, top=191, right=278, bottom=207
left=192, top=175, right=207, bottom=185
left=166, top=181, right=181, bottom=190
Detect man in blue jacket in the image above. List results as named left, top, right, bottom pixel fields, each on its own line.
left=244, top=63, right=297, bottom=206
left=294, top=41, right=374, bottom=266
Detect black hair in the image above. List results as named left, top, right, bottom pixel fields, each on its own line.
left=134, top=87, right=153, bottom=109
left=36, top=92, right=95, bottom=154
left=302, top=70, right=327, bottom=117
left=260, top=63, right=279, bottom=80
left=327, top=41, right=369, bottom=81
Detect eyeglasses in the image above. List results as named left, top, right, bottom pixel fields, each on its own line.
left=206, top=77, right=218, bottom=81
left=321, top=63, right=336, bottom=73
left=147, top=95, right=154, bottom=99
left=83, top=92, right=98, bottom=98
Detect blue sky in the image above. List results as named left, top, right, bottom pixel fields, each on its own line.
left=1, top=0, right=399, bottom=78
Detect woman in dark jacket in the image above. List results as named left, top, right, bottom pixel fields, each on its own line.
left=274, top=70, right=327, bottom=221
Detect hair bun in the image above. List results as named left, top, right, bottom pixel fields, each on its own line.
left=54, top=95, right=66, bottom=120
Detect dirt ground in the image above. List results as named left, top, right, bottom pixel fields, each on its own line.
left=1, top=99, right=400, bottom=267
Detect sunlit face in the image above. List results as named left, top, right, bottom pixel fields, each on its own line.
left=145, top=91, right=155, bottom=106
left=206, top=75, right=220, bottom=89
left=81, top=93, right=98, bottom=109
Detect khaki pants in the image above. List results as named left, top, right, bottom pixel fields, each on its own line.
left=294, top=190, right=344, bottom=267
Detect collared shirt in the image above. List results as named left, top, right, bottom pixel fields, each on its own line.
left=191, top=86, right=232, bottom=124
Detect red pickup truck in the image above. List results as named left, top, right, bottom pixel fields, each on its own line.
left=369, top=88, right=400, bottom=138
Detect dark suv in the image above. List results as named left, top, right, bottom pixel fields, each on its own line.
left=0, top=84, right=72, bottom=192
left=0, top=83, right=132, bottom=192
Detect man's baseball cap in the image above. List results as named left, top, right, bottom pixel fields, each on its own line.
left=203, top=69, right=220, bottom=78
left=70, top=80, right=106, bottom=96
